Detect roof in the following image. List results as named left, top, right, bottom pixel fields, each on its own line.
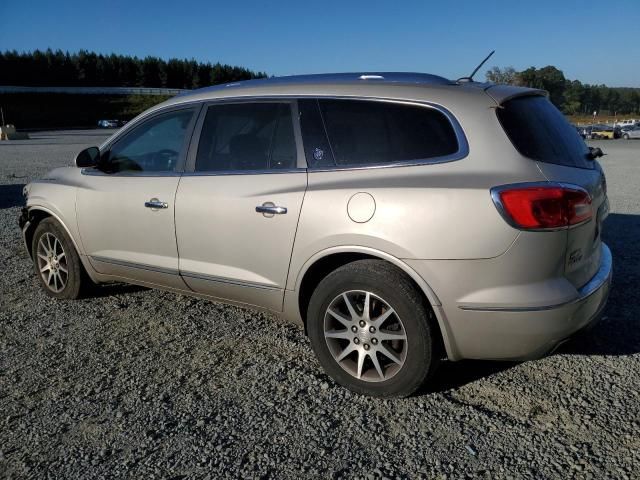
left=177, top=72, right=455, bottom=98
left=161, top=72, right=545, bottom=111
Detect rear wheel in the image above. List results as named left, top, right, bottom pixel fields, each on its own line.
left=307, top=260, right=439, bottom=397
left=32, top=218, right=90, bottom=299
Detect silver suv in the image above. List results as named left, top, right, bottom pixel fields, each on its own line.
left=19, top=73, right=612, bottom=397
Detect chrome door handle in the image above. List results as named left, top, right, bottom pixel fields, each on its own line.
left=144, top=198, right=168, bottom=209
left=256, top=204, right=287, bottom=215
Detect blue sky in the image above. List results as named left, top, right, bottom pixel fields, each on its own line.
left=1, top=0, right=639, bottom=87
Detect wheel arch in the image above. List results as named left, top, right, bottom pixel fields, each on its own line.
left=293, top=246, right=456, bottom=359
left=23, top=206, right=99, bottom=283
left=24, top=206, right=84, bottom=257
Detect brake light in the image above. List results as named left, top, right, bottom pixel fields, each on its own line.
left=492, top=184, right=592, bottom=230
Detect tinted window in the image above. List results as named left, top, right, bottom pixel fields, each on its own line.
left=107, top=109, right=194, bottom=173
left=195, top=103, right=297, bottom=172
left=298, top=99, right=335, bottom=168
left=313, top=99, right=458, bottom=167
left=497, top=95, right=593, bottom=169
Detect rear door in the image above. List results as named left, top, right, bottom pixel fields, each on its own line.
left=174, top=100, right=307, bottom=311
left=496, top=95, right=608, bottom=288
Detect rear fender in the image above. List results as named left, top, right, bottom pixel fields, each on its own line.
left=292, top=245, right=460, bottom=360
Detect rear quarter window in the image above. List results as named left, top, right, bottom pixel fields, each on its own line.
left=497, top=95, right=593, bottom=169
left=300, top=99, right=460, bottom=168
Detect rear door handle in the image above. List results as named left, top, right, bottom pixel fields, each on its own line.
left=144, top=198, right=168, bottom=209
left=256, top=203, right=287, bottom=215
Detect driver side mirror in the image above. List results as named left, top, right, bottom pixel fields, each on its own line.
left=587, top=146, right=604, bottom=160
left=75, top=146, right=101, bottom=168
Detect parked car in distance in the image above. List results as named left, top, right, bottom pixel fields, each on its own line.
left=97, top=119, right=127, bottom=128
left=97, top=119, right=120, bottom=128
left=622, top=125, right=640, bottom=139
left=578, top=125, right=592, bottom=139
left=613, top=126, right=622, bottom=139
left=19, top=73, right=612, bottom=397
left=615, top=119, right=638, bottom=128
left=589, top=124, right=615, bottom=139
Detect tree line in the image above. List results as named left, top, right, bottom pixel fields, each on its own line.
left=0, top=49, right=267, bottom=89
left=486, top=66, right=640, bottom=115
left=3, top=50, right=638, bottom=115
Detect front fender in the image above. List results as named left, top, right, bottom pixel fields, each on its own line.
left=23, top=203, right=84, bottom=257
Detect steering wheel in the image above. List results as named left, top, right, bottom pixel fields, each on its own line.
left=154, top=149, right=179, bottom=169
left=157, top=148, right=178, bottom=158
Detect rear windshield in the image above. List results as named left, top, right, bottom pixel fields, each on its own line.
left=497, top=95, right=593, bottom=169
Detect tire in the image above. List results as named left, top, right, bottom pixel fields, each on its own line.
left=31, top=217, right=90, bottom=299
left=307, top=259, right=440, bottom=398
left=624, top=134, right=630, bottom=140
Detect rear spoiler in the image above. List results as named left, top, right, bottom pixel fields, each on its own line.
left=483, top=84, right=548, bottom=106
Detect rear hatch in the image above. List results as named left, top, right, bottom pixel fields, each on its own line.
left=495, top=94, right=608, bottom=289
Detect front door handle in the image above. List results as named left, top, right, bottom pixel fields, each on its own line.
left=256, top=203, right=287, bottom=215
left=145, top=198, right=168, bottom=209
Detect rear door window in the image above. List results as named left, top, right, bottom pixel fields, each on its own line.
left=497, top=95, right=593, bottom=169
left=195, top=102, right=297, bottom=172
left=299, top=99, right=460, bottom=168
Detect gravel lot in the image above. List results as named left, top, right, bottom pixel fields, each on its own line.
left=1, top=131, right=639, bottom=479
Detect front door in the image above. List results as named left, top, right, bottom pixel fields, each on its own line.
left=175, top=101, right=307, bottom=311
left=77, top=106, right=198, bottom=288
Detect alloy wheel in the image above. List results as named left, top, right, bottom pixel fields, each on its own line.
left=323, top=290, right=408, bottom=382
left=36, top=232, right=68, bottom=293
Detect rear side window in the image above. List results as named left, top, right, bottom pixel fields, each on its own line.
left=195, top=103, right=297, bottom=172
left=497, top=95, right=593, bottom=169
left=301, top=99, right=459, bottom=168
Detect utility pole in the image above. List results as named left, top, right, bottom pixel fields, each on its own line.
left=0, top=107, right=5, bottom=126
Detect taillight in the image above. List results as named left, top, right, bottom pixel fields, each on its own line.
left=491, top=183, right=592, bottom=230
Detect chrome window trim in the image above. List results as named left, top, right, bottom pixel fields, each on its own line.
left=305, top=96, right=469, bottom=171
left=178, top=94, right=468, bottom=173
left=185, top=99, right=307, bottom=174
left=98, top=100, right=204, bottom=151
left=85, top=103, right=202, bottom=177
left=90, top=94, right=469, bottom=176
left=490, top=181, right=594, bottom=232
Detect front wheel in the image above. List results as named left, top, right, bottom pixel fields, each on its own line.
left=31, top=217, right=90, bottom=299
left=307, top=260, right=439, bottom=398
left=624, top=134, right=630, bottom=140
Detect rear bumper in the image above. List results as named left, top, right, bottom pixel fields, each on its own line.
left=419, top=243, right=612, bottom=361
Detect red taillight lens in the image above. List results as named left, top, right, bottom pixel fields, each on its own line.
left=493, top=184, right=592, bottom=229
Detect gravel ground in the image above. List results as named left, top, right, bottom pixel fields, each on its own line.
left=1, top=132, right=639, bottom=479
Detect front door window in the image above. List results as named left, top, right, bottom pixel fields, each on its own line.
left=105, top=109, right=195, bottom=173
